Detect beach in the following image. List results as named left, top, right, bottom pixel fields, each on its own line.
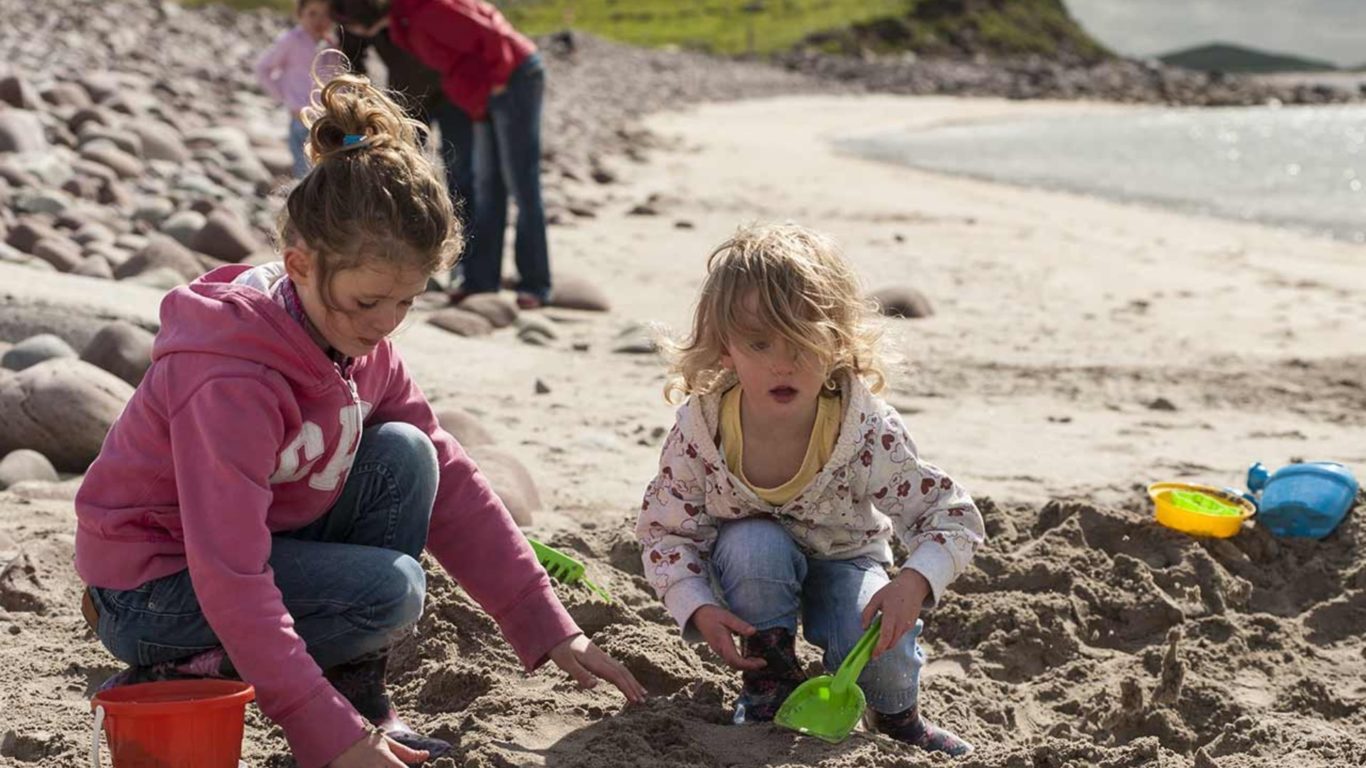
left=3, top=89, right=1365, bottom=767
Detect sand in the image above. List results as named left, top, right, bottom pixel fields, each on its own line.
left=2, top=95, right=1364, bottom=768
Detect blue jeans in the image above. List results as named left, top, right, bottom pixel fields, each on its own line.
left=288, top=117, right=310, bottom=178
left=466, top=53, right=550, bottom=300
left=712, top=518, right=924, bottom=714
left=89, top=422, right=438, bottom=671
left=430, top=100, right=476, bottom=231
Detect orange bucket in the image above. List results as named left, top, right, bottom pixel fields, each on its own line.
left=90, top=680, right=255, bottom=767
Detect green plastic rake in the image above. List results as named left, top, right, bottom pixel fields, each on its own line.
left=527, top=538, right=613, bottom=603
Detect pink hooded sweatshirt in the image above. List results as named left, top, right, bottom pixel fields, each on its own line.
left=75, top=265, right=579, bottom=768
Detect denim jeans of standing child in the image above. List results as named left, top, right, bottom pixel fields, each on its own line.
left=430, top=100, right=476, bottom=231
left=465, top=53, right=550, bottom=301
left=88, top=422, right=438, bottom=673
left=288, top=116, right=310, bottom=178
left=711, top=517, right=924, bottom=716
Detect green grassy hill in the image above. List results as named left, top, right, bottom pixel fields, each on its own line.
left=1158, top=43, right=1337, bottom=73
left=179, top=0, right=1109, bottom=60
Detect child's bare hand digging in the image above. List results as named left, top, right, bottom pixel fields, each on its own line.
left=635, top=224, right=985, bottom=757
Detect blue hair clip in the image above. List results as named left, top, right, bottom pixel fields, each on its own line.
left=343, top=134, right=365, bottom=146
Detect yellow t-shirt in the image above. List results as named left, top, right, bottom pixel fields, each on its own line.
left=720, top=385, right=842, bottom=506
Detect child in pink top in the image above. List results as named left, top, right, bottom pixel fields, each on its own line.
left=256, top=0, right=344, bottom=177
left=76, top=75, right=645, bottom=768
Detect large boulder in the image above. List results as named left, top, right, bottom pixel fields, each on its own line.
left=458, top=294, right=518, bottom=329
left=0, top=449, right=58, bottom=490
left=434, top=406, right=495, bottom=447
left=869, top=286, right=934, bottom=319
left=2, top=334, right=77, bottom=372
left=80, top=321, right=154, bottom=387
left=114, top=235, right=205, bottom=282
left=548, top=275, right=611, bottom=312
left=0, top=358, right=134, bottom=472
left=427, top=308, right=493, bottom=337
left=188, top=208, right=261, bottom=263
left=465, top=445, right=541, bottom=526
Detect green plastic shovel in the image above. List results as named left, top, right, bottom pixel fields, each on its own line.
left=775, top=617, right=882, bottom=743
left=527, top=538, right=613, bottom=603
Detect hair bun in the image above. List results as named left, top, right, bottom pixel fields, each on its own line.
left=303, top=67, right=420, bottom=163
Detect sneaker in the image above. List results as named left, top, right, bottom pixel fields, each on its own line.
left=515, top=292, right=544, bottom=310
left=870, top=706, right=974, bottom=757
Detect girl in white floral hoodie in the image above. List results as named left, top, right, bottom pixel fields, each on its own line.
left=636, top=223, right=985, bottom=756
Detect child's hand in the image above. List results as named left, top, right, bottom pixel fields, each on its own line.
left=691, top=604, right=767, bottom=671
left=548, top=633, right=649, bottom=704
left=331, top=730, right=427, bottom=767
left=861, top=569, right=931, bottom=659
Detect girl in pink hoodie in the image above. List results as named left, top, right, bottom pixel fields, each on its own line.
left=75, top=74, right=644, bottom=768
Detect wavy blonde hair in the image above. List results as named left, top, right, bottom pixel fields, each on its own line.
left=663, top=223, right=885, bottom=403
left=279, top=69, right=460, bottom=309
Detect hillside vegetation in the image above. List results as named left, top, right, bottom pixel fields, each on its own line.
left=179, top=0, right=1109, bottom=60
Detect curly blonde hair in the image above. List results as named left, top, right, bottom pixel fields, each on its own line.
left=279, top=69, right=460, bottom=309
left=664, top=223, right=885, bottom=403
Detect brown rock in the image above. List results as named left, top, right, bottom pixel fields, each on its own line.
left=6, top=220, right=57, bottom=254
left=80, top=321, right=154, bottom=386
left=188, top=208, right=260, bottom=263
left=0, top=75, right=40, bottom=109
left=465, top=445, right=541, bottom=526
left=869, top=286, right=934, bottom=319
left=80, top=143, right=144, bottom=179
left=42, top=82, right=92, bottom=109
left=31, top=237, right=83, bottom=272
left=428, top=308, right=494, bottom=337
left=0, top=358, right=135, bottom=472
left=548, top=275, right=611, bottom=312
left=114, top=235, right=205, bottom=282
left=458, top=293, right=518, bottom=329
left=434, top=406, right=495, bottom=447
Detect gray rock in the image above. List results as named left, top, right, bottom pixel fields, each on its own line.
left=458, top=294, right=518, bottom=329
left=612, top=323, right=659, bottom=355
left=465, top=444, right=540, bottom=526
left=428, top=307, right=494, bottom=337
left=869, top=286, right=934, bottom=319
left=132, top=197, right=175, bottom=226
left=0, top=358, right=133, bottom=473
left=188, top=208, right=259, bottom=262
left=128, top=120, right=189, bottom=163
left=31, top=237, right=83, bottom=272
left=71, top=222, right=115, bottom=246
left=14, top=190, right=72, bottom=216
left=256, top=145, right=294, bottom=177
left=0, top=111, right=49, bottom=154
left=548, top=275, right=611, bottom=312
left=78, top=124, right=144, bottom=159
left=115, top=233, right=149, bottom=252
left=68, top=107, right=113, bottom=135
left=80, top=143, right=144, bottom=179
left=0, top=450, right=58, bottom=490
left=433, top=405, right=495, bottom=447
left=115, top=235, right=204, bottom=282
left=159, top=210, right=206, bottom=247
left=42, top=82, right=92, bottom=110
left=2, top=334, right=77, bottom=372
left=127, top=266, right=186, bottom=290
left=71, top=254, right=114, bottom=280
left=80, top=321, right=154, bottom=386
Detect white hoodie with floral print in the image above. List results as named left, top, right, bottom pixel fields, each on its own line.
left=636, top=372, right=986, bottom=639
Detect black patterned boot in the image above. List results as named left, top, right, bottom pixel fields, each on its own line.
left=732, top=627, right=807, bottom=724
left=326, top=651, right=453, bottom=760
left=871, top=705, right=974, bottom=756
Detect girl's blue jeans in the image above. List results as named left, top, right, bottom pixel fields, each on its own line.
left=712, top=517, right=924, bottom=714
left=288, top=116, right=310, bottom=178
left=88, top=422, right=437, bottom=671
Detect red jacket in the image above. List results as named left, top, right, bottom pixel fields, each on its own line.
left=388, top=0, right=536, bottom=121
